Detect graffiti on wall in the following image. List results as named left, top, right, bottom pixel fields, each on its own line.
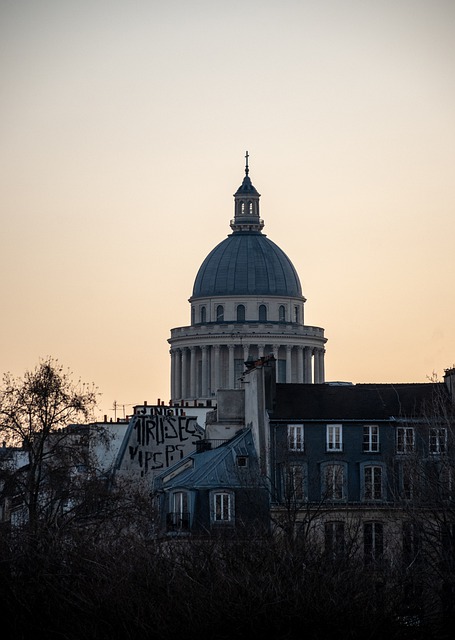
left=122, top=414, right=203, bottom=477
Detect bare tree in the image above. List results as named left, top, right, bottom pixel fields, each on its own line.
left=0, top=357, right=98, bottom=535
left=387, top=378, right=455, bottom=629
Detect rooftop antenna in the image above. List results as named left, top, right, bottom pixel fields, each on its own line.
left=111, top=401, right=133, bottom=420
left=245, top=150, right=249, bottom=176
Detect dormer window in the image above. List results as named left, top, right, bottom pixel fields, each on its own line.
left=211, top=491, right=234, bottom=524
left=167, top=491, right=190, bottom=532
left=237, top=455, right=248, bottom=467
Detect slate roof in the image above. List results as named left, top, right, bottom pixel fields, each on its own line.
left=271, top=382, right=448, bottom=421
left=154, top=428, right=258, bottom=491
left=192, top=231, right=302, bottom=299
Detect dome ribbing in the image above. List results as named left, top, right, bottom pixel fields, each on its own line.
left=192, top=231, right=302, bottom=298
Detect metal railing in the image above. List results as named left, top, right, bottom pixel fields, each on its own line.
left=196, top=439, right=230, bottom=453
left=166, top=512, right=190, bottom=532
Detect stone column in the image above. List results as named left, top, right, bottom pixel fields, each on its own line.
left=314, top=348, right=322, bottom=383
left=213, top=345, right=220, bottom=394
left=174, top=348, right=182, bottom=401
left=320, top=348, right=325, bottom=383
left=190, top=346, right=197, bottom=399
left=228, top=344, right=235, bottom=389
left=286, top=345, right=292, bottom=383
left=304, top=346, right=313, bottom=384
left=201, top=345, right=209, bottom=398
left=181, top=347, right=189, bottom=400
left=170, top=349, right=175, bottom=402
left=272, top=344, right=280, bottom=382
left=297, top=346, right=304, bottom=383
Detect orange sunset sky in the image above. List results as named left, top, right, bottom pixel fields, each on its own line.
left=1, top=0, right=454, bottom=420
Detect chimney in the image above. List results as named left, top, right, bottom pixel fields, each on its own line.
left=444, top=367, right=455, bottom=401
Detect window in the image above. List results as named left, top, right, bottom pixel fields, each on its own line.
left=237, top=456, right=248, bottom=468
left=236, top=304, right=245, bottom=322
left=441, top=523, right=455, bottom=567
left=259, top=304, right=267, bottom=322
left=167, top=491, right=190, bottom=531
left=397, top=427, right=415, bottom=454
left=10, top=504, right=27, bottom=528
left=191, top=306, right=195, bottom=325
left=279, top=305, right=286, bottom=322
left=212, top=491, right=234, bottom=523
left=363, top=465, right=383, bottom=501
left=403, top=522, right=421, bottom=566
left=248, top=200, right=253, bottom=214
left=325, top=521, right=345, bottom=558
left=284, top=463, right=306, bottom=502
left=216, top=305, right=224, bottom=322
left=277, top=359, right=286, bottom=383
left=294, top=306, right=299, bottom=323
left=429, top=428, right=446, bottom=455
left=364, top=522, right=384, bottom=565
left=241, top=201, right=245, bottom=214
left=327, top=424, right=342, bottom=452
left=439, top=465, right=453, bottom=500
left=363, top=425, right=379, bottom=452
left=288, top=424, right=304, bottom=451
left=322, top=463, right=346, bottom=501
left=173, top=491, right=187, bottom=515
left=200, top=306, right=206, bottom=323
left=401, top=463, right=414, bottom=500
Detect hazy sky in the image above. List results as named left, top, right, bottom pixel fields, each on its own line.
left=1, top=0, right=454, bottom=420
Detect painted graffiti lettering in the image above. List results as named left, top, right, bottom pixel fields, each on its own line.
left=123, top=415, right=203, bottom=477
left=132, top=415, right=202, bottom=447
left=165, top=444, right=185, bottom=467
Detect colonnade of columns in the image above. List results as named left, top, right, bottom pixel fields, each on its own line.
left=170, top=343, right=325, bottom=403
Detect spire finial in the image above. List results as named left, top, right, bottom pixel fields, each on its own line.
left=245, top=150, right=249, bottom=176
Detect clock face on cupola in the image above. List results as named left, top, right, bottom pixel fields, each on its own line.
left=169, top=153, right=326, bottom=405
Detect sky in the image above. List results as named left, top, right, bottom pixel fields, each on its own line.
left=1, top=0, right=454, bottom=421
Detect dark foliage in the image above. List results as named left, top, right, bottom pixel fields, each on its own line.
left=0, top=529, right=445, bottom=640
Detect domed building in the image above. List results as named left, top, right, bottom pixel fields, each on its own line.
left=168, top=155, right=327, bottom=404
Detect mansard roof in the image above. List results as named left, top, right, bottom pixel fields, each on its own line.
left=154, top=428, right=258, bottom=491
left=271, top=382, right=449, bottom=422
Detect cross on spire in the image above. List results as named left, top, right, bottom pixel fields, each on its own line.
left=245, top=150, right=249, bottom=175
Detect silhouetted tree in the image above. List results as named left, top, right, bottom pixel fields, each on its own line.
left=389, top=377, right=455, bottom=631
left=0, top=357, right=98, bottom=535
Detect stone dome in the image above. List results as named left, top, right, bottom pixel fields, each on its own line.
left=192, top=231, right=303, bottom=299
